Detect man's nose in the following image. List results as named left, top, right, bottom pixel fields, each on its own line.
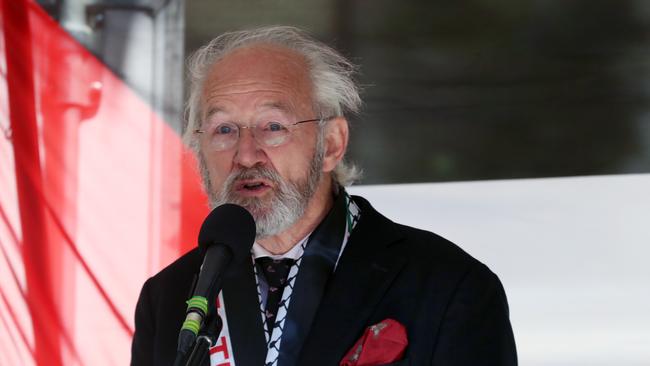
left=233, top=128, right=266, bottom=168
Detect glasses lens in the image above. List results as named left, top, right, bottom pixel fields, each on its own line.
left=209, top=122, right=238, bottom=151
left=256, top=121, right=290, bottom=147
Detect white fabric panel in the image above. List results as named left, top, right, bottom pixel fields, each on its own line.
left=350, top=174, right=650, bottom=366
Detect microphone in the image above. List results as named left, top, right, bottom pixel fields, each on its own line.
left=175, top=204, right=256, bottom=364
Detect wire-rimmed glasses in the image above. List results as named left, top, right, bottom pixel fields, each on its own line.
left=194, top=116, right=334, bottom=151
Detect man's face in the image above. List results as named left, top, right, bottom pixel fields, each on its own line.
left=197, top=45, right=325, bottom=238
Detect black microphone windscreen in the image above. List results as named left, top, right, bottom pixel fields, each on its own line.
left=197, top=204, right=256, bottom=264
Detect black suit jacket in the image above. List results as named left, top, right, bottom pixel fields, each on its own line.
left=131, top=196, right=517, bottom=365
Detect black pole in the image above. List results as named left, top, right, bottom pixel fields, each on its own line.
left=183, top=314, right=224, bottom=366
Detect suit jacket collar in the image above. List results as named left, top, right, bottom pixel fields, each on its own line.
left=279, top=190, right=349, bottom=365
left=297, top=195, right=408, bottom=365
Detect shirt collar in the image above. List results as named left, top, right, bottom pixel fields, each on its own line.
left=251, top=234, right=310, bottom=260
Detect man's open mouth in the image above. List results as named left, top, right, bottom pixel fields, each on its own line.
left=237, top=180, right=272, bottom=192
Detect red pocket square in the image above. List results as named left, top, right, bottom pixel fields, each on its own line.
left=340, top=318, right=408, bottom=366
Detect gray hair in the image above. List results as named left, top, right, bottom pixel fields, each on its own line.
left=183, top=25, right=362, bottom=186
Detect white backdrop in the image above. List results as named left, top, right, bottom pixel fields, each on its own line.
left=350, top=174, right=650, bottom=366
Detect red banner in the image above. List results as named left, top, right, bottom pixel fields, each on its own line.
left=0, top=1, right=207, bottom=364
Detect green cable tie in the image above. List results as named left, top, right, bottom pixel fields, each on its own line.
left=185, top=296, right=208, bottom=314
left=181, top=319, right=201, bottom=335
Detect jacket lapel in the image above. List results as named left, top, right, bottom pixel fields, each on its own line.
left=221, top=258, right=267, bottom=366
left=279, top=192, right=348, bottom=366
left=297, top=196, right=408, bottom=366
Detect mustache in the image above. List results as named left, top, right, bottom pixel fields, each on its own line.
left=225, top=165, right=282, bottom=188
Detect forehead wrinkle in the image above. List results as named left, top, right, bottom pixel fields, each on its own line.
left=205, top=88, right=293, bottom=100
left=202, top=90, right=299, bottom=118
left=206, top=77, right=296, bottom=92
left=203, top=103, right=292, bottom=124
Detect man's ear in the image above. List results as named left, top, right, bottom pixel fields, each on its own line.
left=321, top=117, right=349, bottom=173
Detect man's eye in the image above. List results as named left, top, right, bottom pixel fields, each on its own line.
left=215, top=124, right=235, bottom=134
left=265, top=122, right=287, bottom=132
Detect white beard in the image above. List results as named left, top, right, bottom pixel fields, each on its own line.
left=200, top=136, right=324, bottom=239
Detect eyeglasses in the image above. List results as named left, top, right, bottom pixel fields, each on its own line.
left=194, top=116, right=334, bottom=151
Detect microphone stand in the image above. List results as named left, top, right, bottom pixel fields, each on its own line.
left=174, top=275, right=225, bottom=366
left=183, top=312, right=224, bottom=366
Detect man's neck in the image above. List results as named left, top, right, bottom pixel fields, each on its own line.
left=257, top=179, right=334, bottom=255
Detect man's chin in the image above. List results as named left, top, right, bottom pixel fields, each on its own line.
left=222, top=195, right=273, bottom=219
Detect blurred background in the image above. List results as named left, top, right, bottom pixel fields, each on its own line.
left=1, top=0, right=649, bottom=365
left=36, top=0, right=650, bottom=183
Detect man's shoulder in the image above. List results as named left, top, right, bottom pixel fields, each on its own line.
left=393, top=220, right=489, bottom=278
left=397, top=220, right=475, bottom=260
left=351, top=194, right=486, bottom=275
left=144, top=247, right=203, bottom=292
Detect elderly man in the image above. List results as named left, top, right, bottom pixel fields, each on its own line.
left=131, top=26, right=517, bottom=366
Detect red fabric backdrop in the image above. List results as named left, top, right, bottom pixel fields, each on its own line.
left=0, top=1, right=208, bottom=364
